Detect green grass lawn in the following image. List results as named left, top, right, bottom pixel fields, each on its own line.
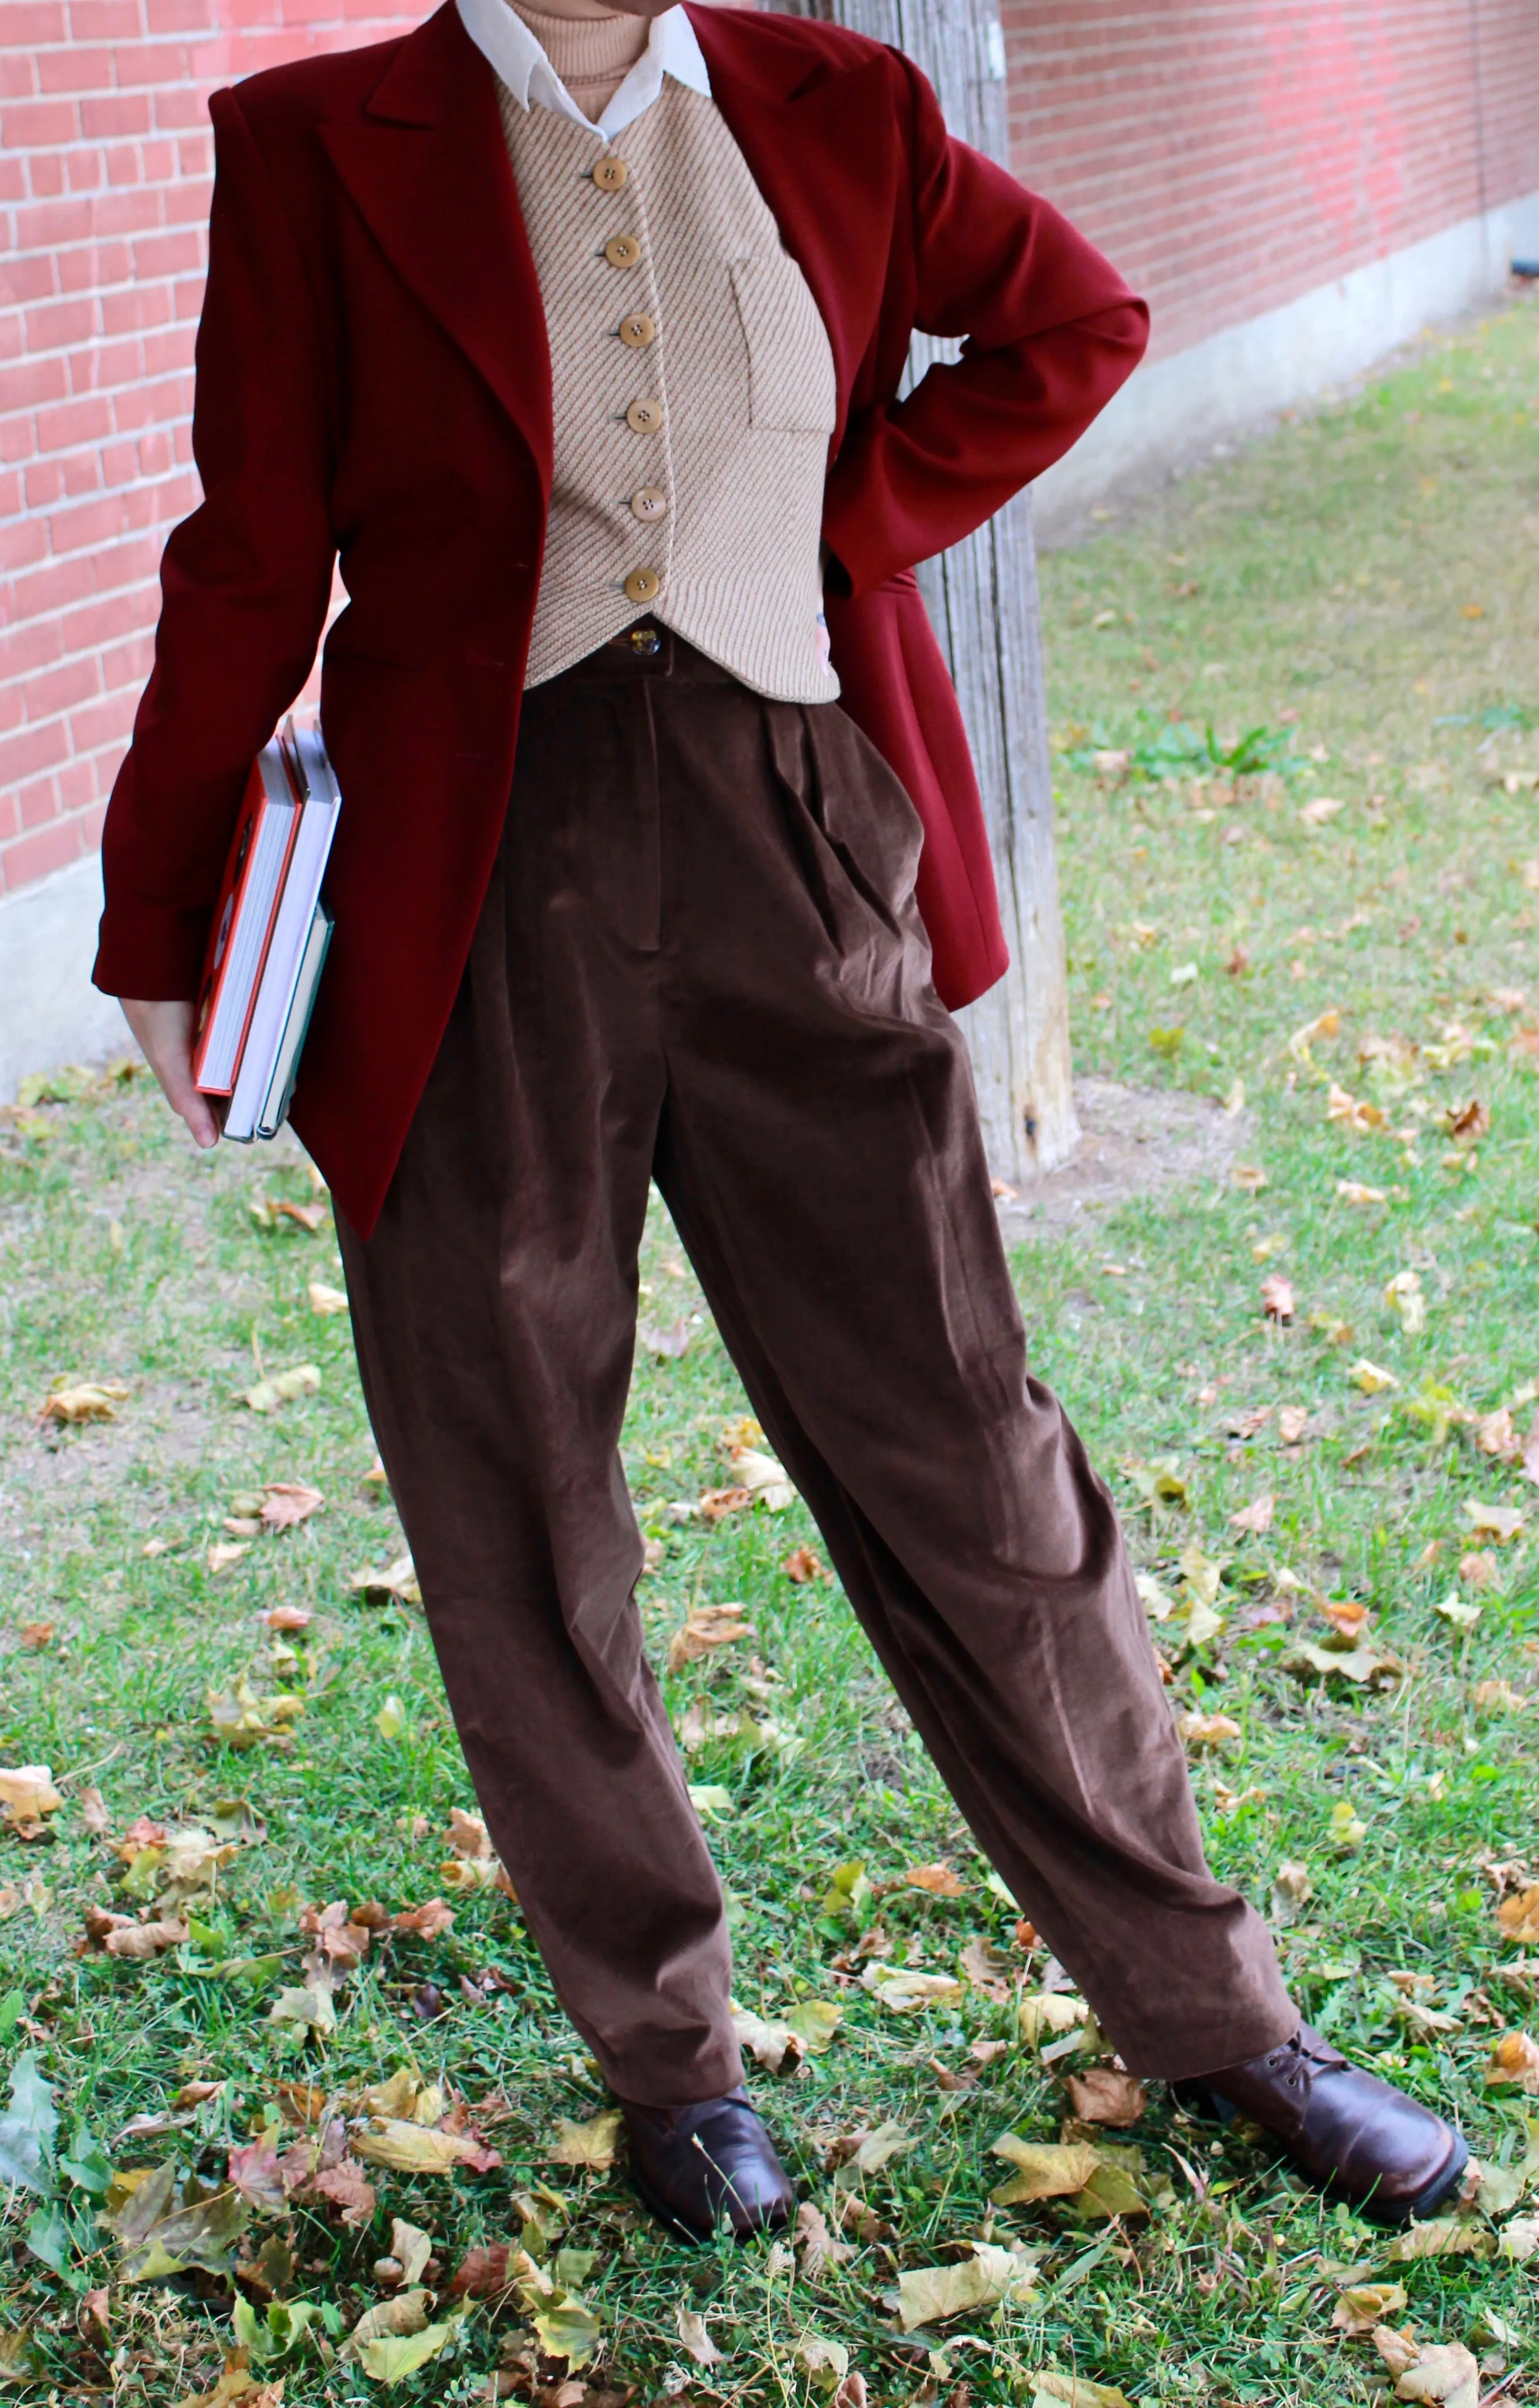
left=1, top=292, right=1537, bottom=2407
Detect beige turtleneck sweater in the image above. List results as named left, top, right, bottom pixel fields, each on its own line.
left=513, top=4, right=647, bottom=122
left=496, top=1, right=841, bottom=703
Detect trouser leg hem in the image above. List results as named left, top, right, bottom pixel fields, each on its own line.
left=1115, top=1997, right=1300, bottom=2086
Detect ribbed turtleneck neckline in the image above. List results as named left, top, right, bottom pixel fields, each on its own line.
left=504, top=0, right=652, bottom=108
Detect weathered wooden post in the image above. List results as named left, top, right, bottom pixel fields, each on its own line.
left=774, top=0, right=1081, bottom=1181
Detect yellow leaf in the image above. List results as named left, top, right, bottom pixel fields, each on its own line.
left=307, top=1281, right=350, bottom=1316
left=861, top=1965, right=963, bottom=2013
left=1031, top=2376, right=1135, bottom=2408
left=39, top=1380, right=128, bottom=1424
left=358, top=2324, right=455, bottom=2385
left=784, top=2000, right=843, bottom=2054
left=376, top=1695, right=407, bottom=1742
left=243, top=1364, right=321, bottom=1414
left=989, top=2135, right=1100, bottom=2204
left=353, top=2121, right=486, bottom=2174
left=895, top=2242, right=1027, bottom=2330
left=547, top=2109, right=623, bottom=2169
left=1383, top=2219, right=1495, bottom=2263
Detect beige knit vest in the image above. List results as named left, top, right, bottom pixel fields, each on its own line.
left=496, top=28, right=840, bottom=703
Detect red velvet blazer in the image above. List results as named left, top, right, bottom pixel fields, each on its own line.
left=92, top=0, right=1147, bottom=1237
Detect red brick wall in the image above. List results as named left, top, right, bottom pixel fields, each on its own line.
left=2, top=1, right=1537, bottom=904
left=0, top=0, right=421, bottom=903
left=1004, top=0, right=1539, bottom=366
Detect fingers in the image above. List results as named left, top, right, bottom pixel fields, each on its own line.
left=119, top=998, right=221, bottom=1151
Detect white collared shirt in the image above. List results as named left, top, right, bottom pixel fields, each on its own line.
left=455, top=0, right=712, bottom=138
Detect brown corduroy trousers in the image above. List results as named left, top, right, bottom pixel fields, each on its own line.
left=336, top=628, right=1296, bottom=2106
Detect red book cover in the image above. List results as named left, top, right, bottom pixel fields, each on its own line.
left=191, top=751, right=302, bottom=1095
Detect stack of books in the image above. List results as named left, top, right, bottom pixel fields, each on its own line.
left=192, top=717, right=341, bottom=1143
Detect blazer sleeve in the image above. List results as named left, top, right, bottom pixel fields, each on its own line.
left=92, top=86, right=337, bottom=1001
left=820, top=55, right=1149, bottom=600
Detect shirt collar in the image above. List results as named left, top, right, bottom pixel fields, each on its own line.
left=455, top=0, right=711, bottom=138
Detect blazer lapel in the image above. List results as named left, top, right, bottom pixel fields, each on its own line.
left=689, top=9, right=898, bottom=449
left=320, top=1, right=553, bottom=483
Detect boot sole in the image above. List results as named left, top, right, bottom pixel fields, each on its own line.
left=1174, top=2081, right=1469, bottom=2227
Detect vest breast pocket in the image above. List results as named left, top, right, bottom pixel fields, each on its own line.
left=729, top=255, right=837, bottom=436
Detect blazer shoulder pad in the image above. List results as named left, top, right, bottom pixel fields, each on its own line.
left=689, top=4, right=896, bottom=91
left=226, top=26, right=412, bottom=132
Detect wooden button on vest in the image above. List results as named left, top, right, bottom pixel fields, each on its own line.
left=618, top=311, right=656, bottom=349
left=592, top=155, right=628, bottom=189
left=626, top=397, right=664, bottom=434
left=630, top=486, right=667, bottom=521
left=604, top=233, right=642, bottom=270
left=624, top=566, right=661, bottom=604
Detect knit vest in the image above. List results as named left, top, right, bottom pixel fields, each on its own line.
left=496, top=12, right=840, bottom=703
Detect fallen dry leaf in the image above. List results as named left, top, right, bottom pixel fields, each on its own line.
left=1019, top=1992, right=1088, bottom=2046
left=1337, top=1180, right=1388, bottom=1205
left=1229, top=1493, right=1274, bottom=1536
left=207, top=1542, right=249, bottom=1576
left=698, top=1485, right=751, bottom=1522
left=390, top=1896, right=455, bottom=1939
left=1278, top=1405, right=1310, bottom=1442
left=1383, top=2218, right=1495, bottom=2263
left=782, top=1545, right=827, bottom=1583
left=548, top=2110, right=623, bottom=2169
left=82, top=1908, right=189, bottom=1959
left=18, top=1622, right=54, bottom=1650
left=242, top=1364, right=321, bottom=1414
left=861, top=1965, right=963, bottom=2013
left=1327, top=1083, right=1386, bottom=1135
left=1486, top=2030, right=1539, bottom=2088
left=1063, top=2068, right=1146, bottom=2126
left=1388, top=2336, right=1481, bottom=2408
left=989, top=2135, right=1100, bottom=2203
left=354, top=2117, right=500, bottom=2176
left=1331, top=2280, right=1408, bottom=2336
left=795, top=2199, right=852, bottom=2278
left=1445, top=1099, right=1490, bottom=1144
left=1349, top=1358, right=1399, bottom=1393
left=675, top=2305, right=722, bottom=2366
left=258, top=1604, right=313, bottom=1633
left=894, top=2241, right=1029, bottom=2331
left=1300, top=795, right=1345, bottom=825
left=0, top=1765, right=63, bottom=1837
left=959, top=1935, right=1017, bottom=2003
left=260, top=1482, right=324, bottom=1530
left=349, top=1554, right=421, bottom=1604
left=1176, top=1711, right=1240, bottom=1749
left=1464, top=1500, right=1524, bottom=1544
left=39, top=1380, right=128, bottom=1425
left=906, top=1862, right=966, bottom=1896
left=307, top=1281, right=350, bottom=1316
left=1260, top=1274, right=1295, bottom=1323
left=667, top=1603, right=752, bottom=1674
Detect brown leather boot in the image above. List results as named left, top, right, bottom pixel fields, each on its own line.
left=1176, top=2024, right=1466, bottom=2223
left=619, top=2086, right=796, bottom=2241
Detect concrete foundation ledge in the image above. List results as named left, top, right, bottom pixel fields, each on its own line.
left=0, top=854, right=134, bottom=1101
left=1034, top=186, right=1539, bottom=545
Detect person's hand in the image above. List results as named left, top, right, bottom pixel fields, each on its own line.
left=120, top=998, right=221, bottom=1150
